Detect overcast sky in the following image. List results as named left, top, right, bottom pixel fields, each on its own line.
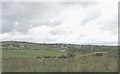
left=1, top=0, right=118, bottom=45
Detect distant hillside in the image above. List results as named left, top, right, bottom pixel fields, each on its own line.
left=1, top=41, right=117, bottom=53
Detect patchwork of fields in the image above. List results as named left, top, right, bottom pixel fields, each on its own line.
left=1, top=41, right=118, bottom=72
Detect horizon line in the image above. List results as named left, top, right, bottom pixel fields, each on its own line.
left=1, top=40, right=118, bottom=46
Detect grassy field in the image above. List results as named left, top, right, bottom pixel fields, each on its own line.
left=3, top=56, right=118, bottom=72
left=2, top=49, right=66, bottom=58
left=1, top=41, right=118, bottom=72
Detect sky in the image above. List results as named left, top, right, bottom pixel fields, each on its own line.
left=1, top=0, right=119, bottom=45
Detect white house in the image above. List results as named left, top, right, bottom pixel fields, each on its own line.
left=60, top=49, right=65, bottom=52
left=20, top=45, right=25, bottom=48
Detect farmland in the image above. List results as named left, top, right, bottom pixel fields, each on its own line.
left=1, top=41, right=118, bottom=72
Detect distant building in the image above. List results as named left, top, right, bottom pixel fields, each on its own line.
left=75, top=45, right=81, bottom=49
left=9, top=45, right=14, bottom=47
left=89, top=49, right=93, bottom=50
left=61, top=45, right=67, bottom=48
left=61, top=45, right=64, bottom=48
left=98, top=49, right=100, bottom=50
left=20, top=45, right=25, bottom=48
left=60, top=49, right=65, bottom=52
left=0, top=47, right=4, bottom=49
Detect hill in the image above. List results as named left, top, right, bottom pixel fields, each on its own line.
left=1, top=41, right=118, bottom=72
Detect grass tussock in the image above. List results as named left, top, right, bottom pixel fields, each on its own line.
left=2, top=55, right=118, bottom=72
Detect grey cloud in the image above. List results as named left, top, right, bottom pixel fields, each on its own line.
left=50, top=28, right=77, bottom=35
left=60, top=2, right=97, bottom=7
left=30, top=19, right=63, bottom=27
left=91, top=41, right=118, bottom=46
left=50, top=29, right=65, bottom=35
left=60, top=2, right=99, bottom=26
left=99, top=18, right=118, bottom=35
left=2, top=19, right=15, bottom=33
left=0, top=2, right=2, bottom=33
left=2, top=2, right=61, bottom=34
left=119, top=4, right=120, bottom=42
left=2, top=2, right=98, bottom=34
left=15, top=21, right=31, bottom=33
left=81, top=9, right=101, bottom=25
left=1, top=2, right=118, bottom=45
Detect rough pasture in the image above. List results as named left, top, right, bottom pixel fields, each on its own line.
left=1, top=41, right=118, bottom=72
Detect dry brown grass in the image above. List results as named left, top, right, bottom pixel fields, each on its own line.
left=2, top=55, right=118, bottom=72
